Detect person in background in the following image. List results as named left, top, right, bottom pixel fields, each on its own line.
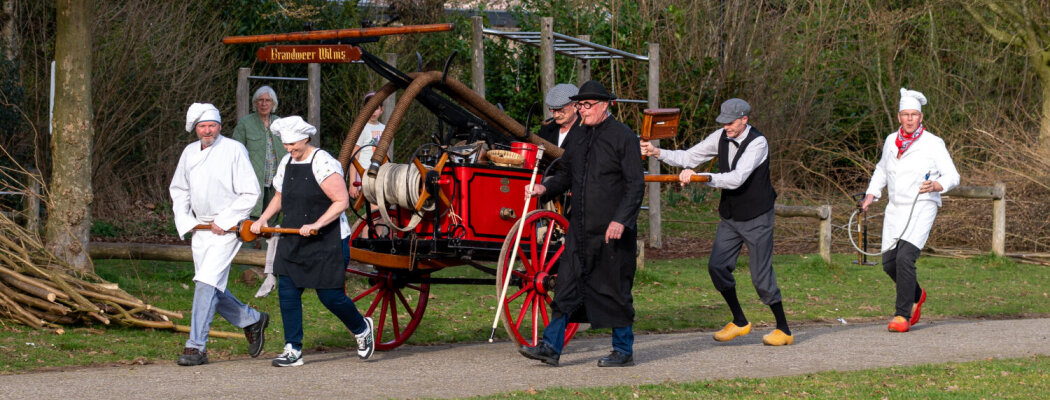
left=233, top=85, right=287, bottom=224
left=861, top=88, right=959, bottom=333
left=170, top=103, right=268, bottom=366
left=349, top=92, right=386, bottom=200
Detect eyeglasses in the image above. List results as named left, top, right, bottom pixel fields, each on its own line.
left=575, top=101, right=601, bottom=110
left=255, top=98, right=274, bottom=104
left=899, top=112, right=921, bottom=119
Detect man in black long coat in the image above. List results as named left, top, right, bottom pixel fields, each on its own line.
left=519, top=80, right=645, bottom=367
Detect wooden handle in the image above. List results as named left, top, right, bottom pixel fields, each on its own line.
left=222, top=23, right=454, bottom=44
left=192, top=222, right=318, bottom=243
left=263, top=226, right=319, bottom=235
left=644, top=174, right=711, bottom=183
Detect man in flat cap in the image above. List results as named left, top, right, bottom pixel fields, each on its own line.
left=170, top=103, right=269, bottom=366
left=641, top=98, right=795, bottom=346
left=521, top=80, right=645, bottom=367
left=536, top=83, right=585, bottom=206
left=537, top=83, right=583, bottom=151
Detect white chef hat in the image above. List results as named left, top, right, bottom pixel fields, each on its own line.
left=270, top=116, right=316, bottom=144
left=185, top=103, right=222, bottom=132
left=899, top=88, right=927, bottom=112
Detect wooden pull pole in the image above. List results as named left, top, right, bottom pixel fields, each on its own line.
left=643, top=174, right=711, bottom=183
left=192, top=220, right=318, bottom=242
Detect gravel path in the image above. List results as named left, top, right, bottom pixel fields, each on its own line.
left=2, top=318, right=1048, bottom=399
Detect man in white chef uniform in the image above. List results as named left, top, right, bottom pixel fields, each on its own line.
left=170, top=103, right=270, bottom=366
left=861, top=88, right=959, bottom=333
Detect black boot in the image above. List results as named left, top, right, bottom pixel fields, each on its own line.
left=518, top=343, right=560, bottom=366
left=597, top=350, right=634, bottom=367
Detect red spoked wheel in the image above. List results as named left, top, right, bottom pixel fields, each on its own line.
left=346, top=267, right=429, bottom=351
left=346, top=211, right=429, bottom=351
left=496, top=210, right=579, bottom=347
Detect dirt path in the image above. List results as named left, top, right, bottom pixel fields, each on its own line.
left=2, top=318, right=1048, bottom=399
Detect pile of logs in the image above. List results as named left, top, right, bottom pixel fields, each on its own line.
left=0, top=213, right=182, bottom=334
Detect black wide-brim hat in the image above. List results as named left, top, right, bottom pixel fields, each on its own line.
left=570, top=80, right=616, bottom=101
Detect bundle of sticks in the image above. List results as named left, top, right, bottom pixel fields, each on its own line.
left=0, top=212, right=183, bottom=335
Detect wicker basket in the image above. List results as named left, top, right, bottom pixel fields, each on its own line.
left=486, top=149, right=525, bottom=167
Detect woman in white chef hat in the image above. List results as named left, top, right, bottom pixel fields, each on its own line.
left=251, top=116, right=375, bottom=366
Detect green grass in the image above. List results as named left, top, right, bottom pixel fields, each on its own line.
left=1, top=252, right=1047, bottom=374
left=478, top=355, right=1050, bottom=399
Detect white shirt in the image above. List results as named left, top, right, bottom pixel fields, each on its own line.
left=656, top=124, right=768, bottom=190
left=865, top=129, right=960, bottom=251
left=273, top=148, right=351, bottom=238
left=169, top=135, right=260, bottom=290
left=354, top=121, right=386, bottom=170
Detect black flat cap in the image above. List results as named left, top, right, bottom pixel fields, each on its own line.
left=570, top=80, right=616, bottom=101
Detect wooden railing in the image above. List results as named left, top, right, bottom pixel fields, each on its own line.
left=943, top=183, right=1006, bottom=255
left=775, top=203, right=833, bottom=263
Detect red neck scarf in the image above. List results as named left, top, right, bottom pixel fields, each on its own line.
left=895, top=124, right=924, bottom=158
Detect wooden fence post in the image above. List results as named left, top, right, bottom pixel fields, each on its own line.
left=576, top=35, right=590, bottom=86
left=647, top=43, right=662, bottom=249
left=540, top=17, right=554, bottom=120
left=818, top=204, right=832, bottom=263
left=992, top=182, right=1006, bottom=256
left=237, top=67, right=250, bottom=121
left=307, top=62, right=321, bottom=147
left=471, top=16, right=485, bottom=99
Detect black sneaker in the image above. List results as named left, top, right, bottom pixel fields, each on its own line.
left=245, top=312, right=269, bottom=358
left=272, top=343, right=303, bottom=367
left=518, top=343, right=560, bottom=366
left=176, top=347, right=208, bottom=366
left=597, top=350, right=634, bottom=367
left=355, top=317, right=375, bottom=360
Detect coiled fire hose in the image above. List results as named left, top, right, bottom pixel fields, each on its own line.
left=847, top=171, right=932, bottom=257
left=362, top=162, right=435, bottom=232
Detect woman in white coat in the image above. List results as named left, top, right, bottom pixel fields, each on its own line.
left=861, top=88, right=960, bottom=333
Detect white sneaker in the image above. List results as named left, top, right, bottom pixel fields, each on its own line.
left=355, top=317, right=375, bottom=360
left=272, top=343, right=303, bottom=367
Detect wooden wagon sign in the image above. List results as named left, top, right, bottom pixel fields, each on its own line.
left=256, top=45, right=362, bottom=63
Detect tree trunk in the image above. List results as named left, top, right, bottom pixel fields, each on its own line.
left=1, top=0, right=16, bottom=61
left=46, top=0, right=94, bottom=273
left=1040, top=67, right=1050, bottom=156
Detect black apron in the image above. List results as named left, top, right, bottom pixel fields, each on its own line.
left=274, top=151, right=345, bottom=289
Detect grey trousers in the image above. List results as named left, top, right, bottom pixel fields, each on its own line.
left=882, top=240, right=921, bottom=318
left=708, top=208, right=782, bottom=305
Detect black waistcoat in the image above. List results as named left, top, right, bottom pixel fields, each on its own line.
left=717, top=127, right=777, bottom=221
left=274, top=151, right=345, bottom=289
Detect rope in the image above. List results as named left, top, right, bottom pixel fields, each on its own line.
left=362, top=162, right=434, bottom=232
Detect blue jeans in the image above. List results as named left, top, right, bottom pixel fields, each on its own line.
left=186, top=282, right=261, bottom=351
left=278, top=274, right=367, bottom=350
left=541, top=314, right=633, bottom=355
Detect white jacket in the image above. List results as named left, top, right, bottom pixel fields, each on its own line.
left=169, top=135, right=260, bottom=290
left=865, top=129, right=959, bottom=251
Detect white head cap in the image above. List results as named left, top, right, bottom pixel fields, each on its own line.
left=899, top=88, right=927, bottom=112
left=185, top=103, right=222, bottom=132
left=270, top=116, right=316, bottom=144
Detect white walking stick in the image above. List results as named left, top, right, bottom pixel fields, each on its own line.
left=489, top=146, right=545, bottom=342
